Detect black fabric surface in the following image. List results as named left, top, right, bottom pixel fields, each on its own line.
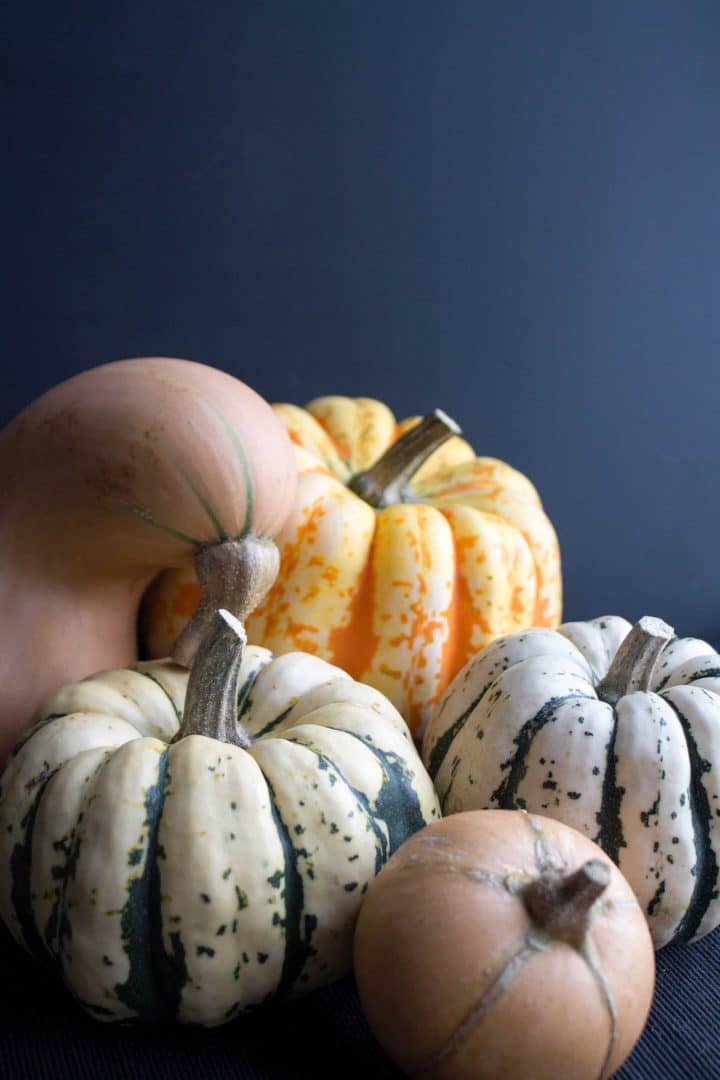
left=0, top=915, right=718, bottom=1079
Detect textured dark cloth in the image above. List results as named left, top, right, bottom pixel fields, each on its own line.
left=0, top=917, right=717, bottom=1079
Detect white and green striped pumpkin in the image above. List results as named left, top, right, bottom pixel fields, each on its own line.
left=0, top=610, right=439, bottom=1025
left=422, top=614, right=720, bottom=948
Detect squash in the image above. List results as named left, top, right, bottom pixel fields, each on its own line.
left=142, top=396, right=562, bottom=740
left=0, top=357, right=297, bottom=763
left=0, top=607, right=439, bottom=1025
left=353, top=809, right=655, bottom=1080
left=423, top=614, right=720, bottom=947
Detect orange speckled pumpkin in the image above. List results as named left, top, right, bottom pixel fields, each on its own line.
left=142, top=396, right=562, bottom=738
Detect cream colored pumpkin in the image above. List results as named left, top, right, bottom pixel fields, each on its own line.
left=423, top=614, right=720, bottom=947
left=0, top=611, right=439, bottom=1024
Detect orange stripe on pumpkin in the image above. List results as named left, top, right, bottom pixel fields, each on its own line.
left=512, top=583, right=526, bottom=617
left=327, top=557, right=380, bottom=677
left=285, top=619, right=322, bottom=653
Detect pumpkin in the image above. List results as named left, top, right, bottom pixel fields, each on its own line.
left=423, top=614, right=720, bottom=948
left=142, top=396, right=562, bottom=740
left=353, top=809, right=655, bottom=1080
left=0, top=608, right=439, bottom=1025
left=0, top=357, right=297, bottom=762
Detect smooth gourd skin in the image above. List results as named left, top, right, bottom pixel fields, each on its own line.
left=143, top=395, right=562, bottom=739
left=353, top=810, right=654, bottom=1080
left=0, top=646, right=439, bottom=1025
left=423, top=615, right=720, bottom=948
left=0, top=357, right=297, bottom=762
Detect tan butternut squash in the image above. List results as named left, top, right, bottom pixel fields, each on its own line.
left=0, top=357, right=296, bottom=762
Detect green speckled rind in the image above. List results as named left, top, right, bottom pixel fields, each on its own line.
left=0, top=649, right=439, bottom=1024
left=423, top=615, right=720, bottom=949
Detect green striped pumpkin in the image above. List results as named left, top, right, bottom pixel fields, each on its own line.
left=422, top=614, right=720, bottom=948
left=0, top=610, right=439, bottom=1025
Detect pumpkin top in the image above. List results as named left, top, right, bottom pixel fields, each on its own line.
left=275, top=395, right=543, bottom=507
left=0, top=357, right=298, bottom=576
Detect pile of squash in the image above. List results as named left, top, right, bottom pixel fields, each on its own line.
left=1, top=356, right=716, bottom=1076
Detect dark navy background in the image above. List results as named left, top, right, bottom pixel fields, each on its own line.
left=4, top=6, right=720, bottom=1077
left=4, top=1, right=720, bottom=632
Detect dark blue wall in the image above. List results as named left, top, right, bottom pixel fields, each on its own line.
left=4, top=2, right=720, bottom=635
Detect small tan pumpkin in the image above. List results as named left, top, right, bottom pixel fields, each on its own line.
left=0, top=357, right=297, bottom=762
left=353, top=809, right=654, bottom=1080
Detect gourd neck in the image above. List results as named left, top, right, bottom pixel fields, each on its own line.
left=595, top=616, right=674, bottom=706
left=174, top=608, right=251, bottom=747
left=523, top=859, right=610, bottom=947
left=348, top=409, right=461, bottom=508
left=172, top=536, right=279, bottom=668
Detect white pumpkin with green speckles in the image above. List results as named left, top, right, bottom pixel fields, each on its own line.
left=423, top=614, right=720, bottom=948
left=0, top=611, right=439, bottom=1025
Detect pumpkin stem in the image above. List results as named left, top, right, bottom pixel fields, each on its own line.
left=348, top=409, right=461, bottom=508
left=523, top=859, right=610, bottom=947
left=595, top=615, right=674, bottom=706
left=172, top=536, right=279, bottom=668
left=174, top=608, right=251, bottom=746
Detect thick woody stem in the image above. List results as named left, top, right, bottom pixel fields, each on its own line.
left=348, top=409, right=461, bottom=508
left=174, top=608, right=251, bottom=746
left=172, top=536, right=279, bottom=668
left=523, top=859, right=611, bottom=947
left=595, top=615, right=675, bottom=707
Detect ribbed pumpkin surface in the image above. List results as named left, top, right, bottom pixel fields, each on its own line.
left=144, top=396, right=562, bottom=739
left=423, top=615, right=720, bottom=948
left=0, top=647, right=439, bottom=1024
